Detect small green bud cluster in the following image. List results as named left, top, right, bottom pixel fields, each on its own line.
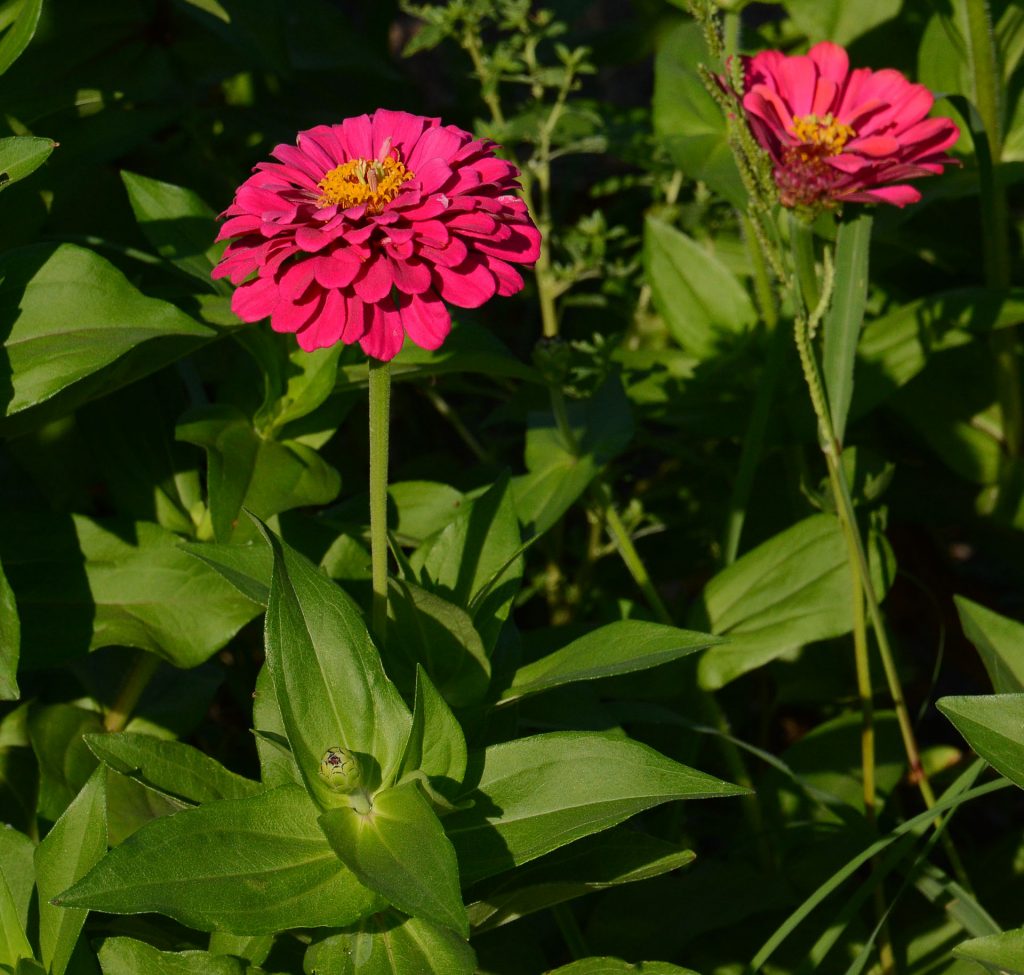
left=318, top=746, right=363, bottom=793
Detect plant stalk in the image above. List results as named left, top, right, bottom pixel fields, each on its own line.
left=104, top=651, right=160, bottom=733
left=368, top=358, right=392, bottom=643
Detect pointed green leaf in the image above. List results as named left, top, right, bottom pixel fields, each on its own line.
left=500, top=621, right=719, bottom=704
left=823, top=212, right=872, bottom=443
left=0, top=556, right=18, bottom=700
left=252, top=664, right=300, bottom=788
left=0, top=136, right=54, bottom=192
left=57, top=785, right=379, bottom=935
left=0, top=0, right=42, bottom=75
left=0, top=866, right=32, bottom=971
left=955, top=929, right=1024, bottom=975
left=36, top=767, right=107, bottom=975
left=84, top=733, right=260, bottom=805
left=261, top=525, right=411, bottom=809
left=955, top=596, right=1024, bottom=692
left=0, top=827, right=33, bottom=935
left=938, top=694, right=1024, bottom=789
left=304, top=912, right=476, bottom=975
left=181, top=541, right=271, bottom=607
left=97, top=937, right=245, bottom=975
left=546, top=959, right=696, bottom=975
left=446, top=732, right=746, bottom=884
left=403, top=666, right=466, bottom=791
left=784, top=0, right=901, bottom=46
left=319, top=781, right=468, bottom=937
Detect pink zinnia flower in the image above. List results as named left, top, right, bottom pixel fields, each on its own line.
left=738, top=42, right=959, bottom=209
left=213, top=110, right=541, bottom=360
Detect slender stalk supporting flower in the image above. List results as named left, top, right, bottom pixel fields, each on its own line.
left=104, top=651, right=161, bottom=734
left=368, top=359, right=392, bottom=643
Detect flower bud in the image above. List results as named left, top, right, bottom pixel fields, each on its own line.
left=318, top=746, right=363, bottom=793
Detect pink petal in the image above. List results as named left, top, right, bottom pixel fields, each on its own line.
left=390, top=257, right=432, bottom=294
left=278, top=260, right=317, bottom=301
left=359, top=301, right=405, bottom=361
left=231, top=276, right=279, bottom=321
left=341, top=114, right=374, bottom=160
left=432, top=257, right=497, bottom=308
left=398, top=290, right=451, bottom=350
left=271, top=289, right=323, bottom=334
left=295, top=289, right=346, bottom=351
left=808, top=42, right=849, bottom=86
left=353, top=256, right=394, bottom=303
left=845, top=184, right=921, bottom=206
left=314, top=252, right=361, bottom=288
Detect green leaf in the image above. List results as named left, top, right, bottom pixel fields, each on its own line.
left=513, top=376, right=633, bottom=539
left=545, top=959, right=696, bottom=975
left=28, top=704, right=102, bottom=822
left=181, top=541, right=272, bottom=606
left=784, top=0, right=902, bottom=45
left=467, top=828, right=695, bottom=933
left=693, top=514, right=888, bottom=690
left=386, top=579, right=490, bottom=708
left=104, top=770, right=188, bottom=848
left=0, top=0, right=42, bottom=75
left=955, top=929, right=1024, bottom=975
left=499, top=621, right=719, bottom=705
left=0, top=244, right=215, bottom=431
left=0, top=827, right=33, bottom=935
left=853, top=288, right=1024, bottom=418
left=57, top=785, right=379, bottom=935
left=261, top=524, right=411, bottom=809
left=955, top=596, right=1024, bottom=692
left=446, top=732, right=746, bottom=884
left=410, top=475, right=523, bottom=652
left=644, top=216, right=757, bottom=358
left=938, top=694, right=1024, bottom=789
left=0, top=864, right=31, bottom=972
left=36, top=767, right=107, bottom=975
left=319, top=781, right=468, bottom=937
left=304, top=912, right=476, bottom=975
left=206, top=933, right=272, bottom=967
left=388, top=481, right=465, bottom=545
left=0, top=136, right=54, bottom=192
left=252, top=664, right=300, bottom=789
left=97, top=938, right=245, bottom=975
left=84, top=733, right=261, bottom=805
left=121, top=172, right=223, bottom=288
left=823, top=212, right=872, bottom=444
left=407, top=666, right=466, bottom=791
left=0, top=557, right=18, bottom=700
left=177, top=406, right=341, bottom=543
left=652, top=21, right=745, bottom=208
left=0, top=514, right=260, bottom=669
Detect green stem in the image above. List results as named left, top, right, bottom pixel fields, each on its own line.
left=963, top=0, right=1021, bottom=470
left=552, top=904, right=589, bottom=960
left=368, top=358, right=392, bottom=643
left=722, top=217, right=784, bottom=565
left=104, top=651, right=160, bottom=733
left=788, top=214, right=820, bottom=317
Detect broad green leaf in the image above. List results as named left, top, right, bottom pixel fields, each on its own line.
left=206, top=933, right=273, bottom=967
left=546, top=959, right=696, bottom=974
left=319, top=781, right=468, bottom=937
left=97, top=937, right=245, bottom=975
left=261, top=525, right=411, bottom=809
left=446, top=732, right=746, bottom=884
left=104, top=770, right=188, bottom=848
left=0, top=827, right=33, bottom=934
left=0, top=136, right=53, bottom=192
left=177, top=405, right=341, bottom=543
left=337, top=321, right=537, bottom=388
left=252, top=664, right=300, bottom=788
left=513, top=375, right=633, bottom=538
left=386, top=579, right=490, bottom=708
left=411, top=475, right=523, bottom=652
left=652, top=21, right=745, bottom=208
left=57, top=785, right=379, bottom=935
left=938, top=694, right=1024, bottom=789
left=0, top=556, right=18, bottom=700
left=409, top=666, right=466, bottom=791
left=389, top=481, right=465, bottom=544
left=0, top=703, right=37, bottom=835
left=0, top=870, right=31, bottom=971
left=693, top=514, right=888, bottom=690
left=467, top=828, right=695, bottom=933
left=84, top=733, right=260, bottom=805
left=785, top=0, right=902, bottom=45
left=0, top=0, right=41, bottom=75
left=823, top=212, right=872, bottom=444
left=853, top=288, right=1024, bottom=419
left=955, top=929, right=1024, bottom=975
left=28, top=704, right=101, bottom=822
left=644, top=216, right=757, bottom=358
left=955, top=596, right=1024, bottom=692
left=304, top=912, right=476, bottom=975
left=181, top=541, right=271, bottom=606
left=36, top=767, right=107, bottom=975
left=121, top=171, right=223, bottom=287
left=0, top=244, right=214, bottom=430
left=252, top=341, right=345, bottom=436
left=499, top=621, right=719, bottom=705
left=0, top=514, right=260, bottom=669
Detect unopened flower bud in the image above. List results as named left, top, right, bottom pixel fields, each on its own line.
left=318, top=746, right=363, bottom=793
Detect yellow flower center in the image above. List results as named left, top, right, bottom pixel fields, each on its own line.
left=316, top=153, right=414, bottom=213
left=792, top=113, right=856, bottom=157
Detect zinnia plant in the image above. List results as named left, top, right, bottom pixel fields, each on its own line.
left=738, top=41, right=960, bottom=209
left=213, top=109, right=541, bottom=361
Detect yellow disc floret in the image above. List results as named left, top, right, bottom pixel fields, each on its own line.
left=317, top=152, right=414, bottom=213
left=792, top=112, right=856, bottom=158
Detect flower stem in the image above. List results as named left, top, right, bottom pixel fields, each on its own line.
left=368, top=358, right=392, bottom=643
left=104, top=651, right=160, bottom=733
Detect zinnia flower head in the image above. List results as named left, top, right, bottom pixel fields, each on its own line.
left=213, top=110, right=541, bottom=360
left=738, top=42, right=959, bottom=210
